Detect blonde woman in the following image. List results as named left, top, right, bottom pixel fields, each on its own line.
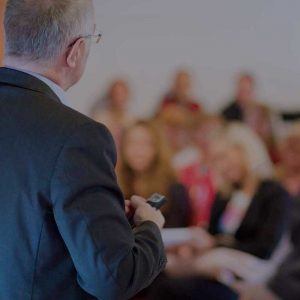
left=208, top=139, right=289, bottom=259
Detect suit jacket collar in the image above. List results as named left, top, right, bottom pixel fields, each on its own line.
left=0, top=67, right=61, bottom=103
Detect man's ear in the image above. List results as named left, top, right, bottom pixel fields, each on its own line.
left=66, top=38, right=85, bottom=68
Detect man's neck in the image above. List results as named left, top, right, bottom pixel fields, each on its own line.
left=4, top=56, right=67, bottom=91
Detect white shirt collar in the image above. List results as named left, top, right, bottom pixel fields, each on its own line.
left=25, top=70, right=69, bottom=105
left=7, top=67, right=69, bottom=105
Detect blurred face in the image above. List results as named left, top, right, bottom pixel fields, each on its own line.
left=193, top=120, right=222, bottom=156
left=236, top=76, right=255, bottom=104
left=110, top=83, right=129, bottom=111
left=212, top=144, right=248, bottom=184
left=163, top=124, right=190, bottom=152
left=123, top=126, right=157, bottom=173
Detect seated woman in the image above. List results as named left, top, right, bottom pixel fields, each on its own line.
left=208, top=139, right=290, bottom=259
left=148, top=138, right=290, bottom=300
left=118, top=120, right=191, bottom=228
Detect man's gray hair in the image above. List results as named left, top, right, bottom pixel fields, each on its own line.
left=5, top=0, right=93, bottom=63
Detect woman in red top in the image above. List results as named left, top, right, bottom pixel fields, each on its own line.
left=179, top=114, right=224, bottom=227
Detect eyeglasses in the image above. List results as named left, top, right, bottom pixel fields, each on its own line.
left=82, top=33, right=102, bottom=44
left=67, top=32, right=102, bottom=48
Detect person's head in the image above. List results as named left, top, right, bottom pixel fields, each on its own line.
left=118, top=120, right=176, bottom=198
left=235, top=72, right=256, bottom=105
left=173, top=69, right=192, bottom=98
left=4, top=0, right=96, bottom=90
left=191, top=114, right=225, bottom=158
left=107, top=79, right=130, bottom=111
left=211, top=139, right=253, bottom=189
left=279, top=122, right=300, bottom=175
left=158, top=105, right=193, bottom=152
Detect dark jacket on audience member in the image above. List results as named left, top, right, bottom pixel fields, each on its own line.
left=208, top=180, right=291, bottom=259
left=0, top=68, right=166, bottom=300
left=269, top=196, right=300, bottom=300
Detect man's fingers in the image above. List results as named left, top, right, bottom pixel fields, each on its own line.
left=125, top=200, right=131, bottom=214
left=130, top=195, right=147, bottom=209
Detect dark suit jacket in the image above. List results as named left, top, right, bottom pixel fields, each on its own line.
left=208, top=180, right=290, bottom=259
left=0, top=68, right=166, bottom=300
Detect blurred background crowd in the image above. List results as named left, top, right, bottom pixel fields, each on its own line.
left=90, top=70, right=300, bottom=300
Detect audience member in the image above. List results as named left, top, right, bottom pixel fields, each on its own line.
left=208, top=139, right=289, bottom=259
left=156, top=104, right=200, bottom=172
left=222, top=72, right=278, bottom=162
left=226, top=122, right=274, bottom=179
left=179, top=114, right=224, bottom=227
left=92, top=79, right=134, bottom=148
left=118, top=120, right=191, bottom=228
left=158, top=69, right=202, bottom=113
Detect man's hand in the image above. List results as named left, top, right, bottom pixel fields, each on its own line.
left=130, top=195, right=165, bottom=229
left=125, top=200, right=131, bottom=216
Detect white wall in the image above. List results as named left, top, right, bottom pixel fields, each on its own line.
left=67, top=0, right=300, bottom=117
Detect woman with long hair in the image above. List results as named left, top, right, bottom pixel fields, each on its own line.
left=207, top=138, right=289, bottom=258
left=118, top=120, right=191, bottom=228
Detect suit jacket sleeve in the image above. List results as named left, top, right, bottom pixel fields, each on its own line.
left=50, top=121, right=167, bottom=300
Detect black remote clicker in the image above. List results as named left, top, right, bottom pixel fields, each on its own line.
left=128, top=193, right=168, bottom=227
left=147, top=193, right=168, bottom=210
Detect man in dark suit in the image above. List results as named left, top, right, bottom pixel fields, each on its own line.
left=0, top=1, right=166, bottom=299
